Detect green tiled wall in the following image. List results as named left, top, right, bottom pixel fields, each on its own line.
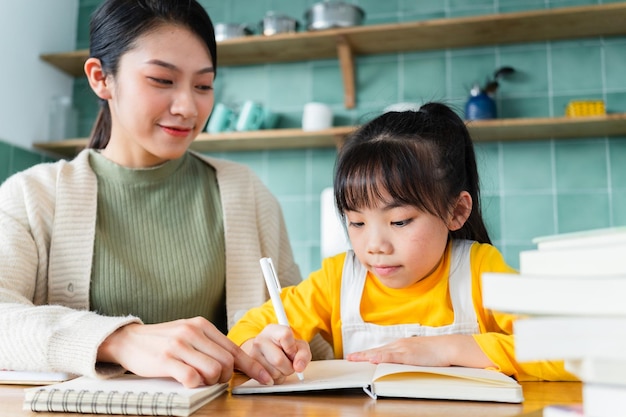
left=0, top=140, right=56, bottom=184
left=63, top=0, right=626, bottom=275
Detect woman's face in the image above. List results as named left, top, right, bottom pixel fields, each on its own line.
left=102, top=24, right=215, bottom=167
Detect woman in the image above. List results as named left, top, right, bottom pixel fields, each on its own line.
left=0, top=0, right=298, bottom=388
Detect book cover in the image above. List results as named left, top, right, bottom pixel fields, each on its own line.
left=232, top=359, right=523, bottom=403
left=513, top=316, right=626, bottom=361
left=542, top=404, right=584, bottom=417
left=481, top=272, right=626, bottom=316
left=23, top=374, right=228, bottom=416
left=583, top=383, right=626, bottom=417
left=532, top=227, right=626, bottom=251
left=565, top=357, right=626, bottom=386
left=519, top=244, right=626, bottom=276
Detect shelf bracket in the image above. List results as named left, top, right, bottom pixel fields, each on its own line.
left=336, top=35, right=356, bottom=109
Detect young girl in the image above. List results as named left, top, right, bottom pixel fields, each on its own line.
left=0, top=0, right=299, bottom=388
left=228, top=103, right=577, bottom=384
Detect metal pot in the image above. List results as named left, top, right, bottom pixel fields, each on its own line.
left=214, top=23, right=253, bottom=42
left=260, top=12, right=299, bottom=36
left=304, top=0, right=365, bottom=31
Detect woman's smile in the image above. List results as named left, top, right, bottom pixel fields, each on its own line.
left=160, top=124, right=194, bottom=137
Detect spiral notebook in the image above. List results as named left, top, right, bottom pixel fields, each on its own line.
left=23, top=374, right=228, bottom=416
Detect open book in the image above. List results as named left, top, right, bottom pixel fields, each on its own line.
left=23, top=374, right=228, bottom=416
left=232, top=359, right=523, bottom=403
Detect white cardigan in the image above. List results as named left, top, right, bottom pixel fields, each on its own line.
left=0, top=150, right=302, bottom=377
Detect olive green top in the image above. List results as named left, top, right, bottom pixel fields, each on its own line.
left=88, top=150, right=226, bottom=332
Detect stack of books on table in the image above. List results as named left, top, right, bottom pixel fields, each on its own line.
left=481, top=227, right=626, bottom=417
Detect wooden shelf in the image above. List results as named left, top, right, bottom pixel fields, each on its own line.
left=33, top=127, right=353, bottom=158
left=468, top=114, right=626, bottom=142
left=40, top=3, right=626, bottom=109
left=33, top=114, right=626, bottom=158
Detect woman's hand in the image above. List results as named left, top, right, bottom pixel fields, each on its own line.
left=346, top=335, right=495, bottom=368
left=97, top=317, right=273, bottom=388
left=240, top=324, right=311, bottom=384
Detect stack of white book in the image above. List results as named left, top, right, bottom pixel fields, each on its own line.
left=482, top=227, right=626, bottom=417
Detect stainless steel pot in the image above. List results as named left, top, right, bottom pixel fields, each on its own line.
left=260, top=12, right=299, bottom=36
left=304, top=0, right=365, bottom=31
left=214, top=23, right=253, bottom=42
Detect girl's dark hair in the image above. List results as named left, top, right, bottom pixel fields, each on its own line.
left=87, top=0, right=217, bottom=149
left=334, top=102, right=491, bottom=244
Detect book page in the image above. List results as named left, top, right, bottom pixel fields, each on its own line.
left=371, top=364, right=523, bottom=403
left=232, top=359, right=377, bottom=394
left=373, top=364, right=519, bottom=386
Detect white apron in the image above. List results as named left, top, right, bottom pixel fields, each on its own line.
left=340, top=239, right=479, bottom=357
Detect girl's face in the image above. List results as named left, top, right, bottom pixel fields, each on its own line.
left=99, top=24, right=215, bottom=167
left=345, top=199, right=454, bottom=289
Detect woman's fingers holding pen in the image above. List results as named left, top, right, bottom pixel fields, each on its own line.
left=179, top=317, right=273, bottom=386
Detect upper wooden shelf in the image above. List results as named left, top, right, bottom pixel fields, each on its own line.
left=33, top=114, right=626, bottom=158
left=41, top=3, right=626, bottom=77
left=40, top=3, right=626, bottom=108
left=36, top=3, right=626, bottom=154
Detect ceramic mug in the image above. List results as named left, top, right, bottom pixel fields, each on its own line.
left=261, top=108, right=280, bottom=129
left=236, top=101, right=265, bottom=131
left=302, top=102, right=333, bottom=131
left=206, top=103, right=235, bottom=133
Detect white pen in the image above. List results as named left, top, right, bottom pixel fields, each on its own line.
left=259, top=257, right=305, bottom=381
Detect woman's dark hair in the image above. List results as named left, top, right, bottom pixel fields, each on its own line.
left=87, top=0, right=217, bottom=149
left=334, top=102, right=491, bottom=244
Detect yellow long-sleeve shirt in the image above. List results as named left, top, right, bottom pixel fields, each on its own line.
left=228, top=241, right=577, bottom=381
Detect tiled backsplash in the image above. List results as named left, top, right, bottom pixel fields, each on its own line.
left=0, top=141, right=56, bottom=182
left=7, top=0, right=626, bottom=277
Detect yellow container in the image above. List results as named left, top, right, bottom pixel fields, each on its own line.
left=565, top=100, right=606, bottom=117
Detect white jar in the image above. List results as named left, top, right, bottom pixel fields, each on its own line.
left=302, top=102, right=333, bottom=131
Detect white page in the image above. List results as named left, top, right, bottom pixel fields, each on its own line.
left=232, top=359, right=377, bottom=394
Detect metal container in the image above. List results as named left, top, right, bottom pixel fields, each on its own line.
left=214, top=23, right=253, bottom=42
left=260, top=12, right=299, bottom=36
left=304, top=0, right=365, bottom=31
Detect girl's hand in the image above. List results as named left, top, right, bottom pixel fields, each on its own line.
left=346, top=335, right=495, bottom=368
left=97, top=317, right=273, bottom=388
left=240, top=324, right=311, bottom=384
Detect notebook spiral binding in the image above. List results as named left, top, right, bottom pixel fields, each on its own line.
left=29, top=387, right=175, bottom=415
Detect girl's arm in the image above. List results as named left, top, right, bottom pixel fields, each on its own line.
left=228, top=255, right=344, bottom=382
left=346, top=334, right=496, bottom=368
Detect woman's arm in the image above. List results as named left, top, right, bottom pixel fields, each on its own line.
left=98, top=318, right=273, bottom=388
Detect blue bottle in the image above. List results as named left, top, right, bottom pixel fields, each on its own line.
left=465, top=84, right=496, bottom=120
